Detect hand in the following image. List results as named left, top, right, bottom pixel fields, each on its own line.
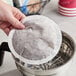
left=0, top=1, right=26, bottom=35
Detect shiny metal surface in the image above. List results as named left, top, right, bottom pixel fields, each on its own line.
left=13, top=0, right=50, bottom=15
left=15, top=32, right=75, bottom=76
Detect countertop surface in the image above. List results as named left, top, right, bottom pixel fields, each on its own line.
left=0, top=0, right=76, bottom=76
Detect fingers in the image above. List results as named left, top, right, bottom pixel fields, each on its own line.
left=7, top=15, right=25, bottom=29
left=0, top=21, right=10, bottom=29
left=13, top=8, right=26, bottom=21
left=7, top=7, right=26, bottom=29
left=16, top=9, right=25, bottom=19
left=0, top=21, right=11, bottom=35
left=4, top=28, right=10, bottom=35
left=0, top=2, right=26, bottom=35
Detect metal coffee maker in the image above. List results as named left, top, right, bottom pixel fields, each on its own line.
left=0, top=32, right=75, bottom=76
left=15, top=32, right=75, bottom=76
left=0, top=15, right=75, bottom=76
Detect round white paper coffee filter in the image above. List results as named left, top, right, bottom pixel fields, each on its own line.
left=8, top=15, right=62, bottom=65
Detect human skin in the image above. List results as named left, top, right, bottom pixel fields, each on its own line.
left=0, top=0, right=26, bottom=35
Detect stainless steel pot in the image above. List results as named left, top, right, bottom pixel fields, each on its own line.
left=0, top=15, right=75, bottom=76
left=1, top=31, right=73, bottom=76
left=0, top=31, right=75, bottom=76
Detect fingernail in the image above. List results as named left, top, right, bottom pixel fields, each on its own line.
left=19, top=24, right=25, bottom=29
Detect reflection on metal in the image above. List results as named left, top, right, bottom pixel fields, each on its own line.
left=13, top=0, right=50, bottom=15
left=15, top=32, right=75, bottom=76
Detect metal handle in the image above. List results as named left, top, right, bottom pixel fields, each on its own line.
left=0, top=42, right=10, bottom=52
left=0, top=42, right=11, bottom=66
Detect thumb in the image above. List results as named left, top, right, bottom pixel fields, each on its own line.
left=8, top=16, right=25, bottom=29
